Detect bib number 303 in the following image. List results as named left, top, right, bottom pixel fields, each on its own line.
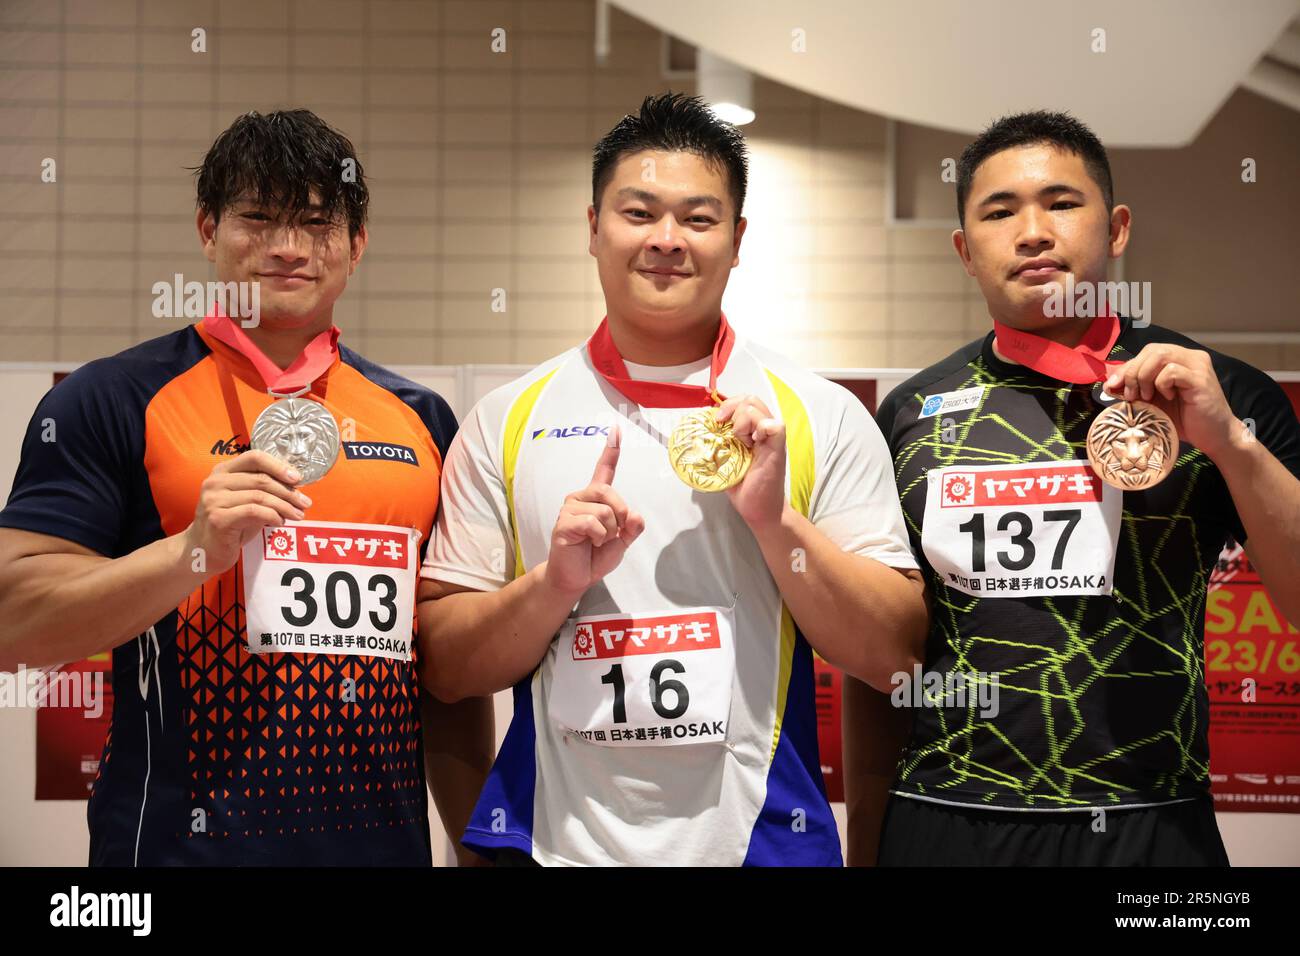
left=240, top=520, right=420, bottom=661
left=921, top=461, right=1121, bottom=598
left=548, top=608, right=736, bottom=747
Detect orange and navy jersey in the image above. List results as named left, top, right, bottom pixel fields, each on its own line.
left=0, top=323, right=457, bottom=865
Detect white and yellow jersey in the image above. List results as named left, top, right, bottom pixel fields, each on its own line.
left=422, top=333, right=917, bottom=866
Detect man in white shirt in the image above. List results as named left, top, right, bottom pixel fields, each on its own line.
left=417, top=92, right=927, bottom=866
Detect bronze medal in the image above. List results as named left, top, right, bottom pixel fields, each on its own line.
left=668, top=408, right=752, bottom=492
left=1086, top=399, right=1178, bottom=490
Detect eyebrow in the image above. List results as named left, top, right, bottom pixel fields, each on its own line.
left=615, top=186, right=724, bottom=210
left=977, top=183, right=1083, bottom=207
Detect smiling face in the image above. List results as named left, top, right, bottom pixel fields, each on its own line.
left=198, top=188, right=366, bottom=331
left=953, top=143, right=1129, bottom=335
left=588, top=148, right=746, bottom=344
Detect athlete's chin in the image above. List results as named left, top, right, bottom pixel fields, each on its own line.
left=626, top=288, right=709, bottom=318
left=254, top=305, right=323, bottom=330
left=1000, top=290, right=1065, bottom=327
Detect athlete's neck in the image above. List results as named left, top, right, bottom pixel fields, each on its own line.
left=241, top=317, right=335, bottom=370
left=990, top=314, right=1095, bottom=365
left=606, top=311, right=720, bottom=366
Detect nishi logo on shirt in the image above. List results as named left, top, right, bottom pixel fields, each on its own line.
left=210, top=434, right=250, bottom=456
left=532, top=424, right=611, bottom=441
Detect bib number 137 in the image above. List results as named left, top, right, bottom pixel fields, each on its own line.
left=922, top=461, right=1121, bottom=598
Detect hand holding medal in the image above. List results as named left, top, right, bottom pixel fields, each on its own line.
left=710, top=394, right=786, bottom=528
left=994, top=313, right=1179, bottom=490
left=203, top=311, right=342, bottom=487
left=588, top=314, right=784, bottom=525
left=1100, top=341, right=1242, bottom=465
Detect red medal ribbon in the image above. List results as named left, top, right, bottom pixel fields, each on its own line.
left=991, top=312, right=1124, bottom=384
left=202, top=308, right=341, bottom=396
left=586, top=313, right=735, bottom=409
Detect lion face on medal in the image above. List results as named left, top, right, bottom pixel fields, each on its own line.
left=251, top=397, right=340, bottom=486
left=1086, top=399, right=1177, bottom=490
left=668, top=408, right=752, bottom=492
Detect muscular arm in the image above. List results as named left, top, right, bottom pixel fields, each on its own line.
left=0, top=450, right=308, bottom=671
left=0, top=528, right=203, bottom=671
left=750, top=504, right=927, bottom=691
left=415, top=568, right=580, bottom=703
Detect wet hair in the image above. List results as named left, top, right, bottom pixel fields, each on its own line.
left=956, top=110, right=1113, bottom=227
left=192, top=109, right=368, bottom=237
left=592, top=92, right=749, bottom=224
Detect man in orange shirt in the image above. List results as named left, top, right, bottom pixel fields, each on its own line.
left=0, top=109, right=493, bottom=865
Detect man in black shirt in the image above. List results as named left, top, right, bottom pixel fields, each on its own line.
left=845, top=111, right=1300, bottom=866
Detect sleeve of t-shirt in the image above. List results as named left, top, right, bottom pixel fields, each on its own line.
left=807, top=387, right=920, bottom=570
left=0, top=361, right=137, bottom=557
left=1217, top=360, right=1300, bottom=544
left=419, top=399, right=516, bottom=592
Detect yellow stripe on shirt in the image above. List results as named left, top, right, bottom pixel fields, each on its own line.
left=765, top=369, right=816, bottom=761
left=502, top=369, right=559, bottom=580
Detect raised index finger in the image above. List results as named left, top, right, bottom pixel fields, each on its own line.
left=591, top=424, right=621, bottom=486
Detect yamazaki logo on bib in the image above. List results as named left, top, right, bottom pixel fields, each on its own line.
left=549, top=607, right=736, bottom=747
left=571, top=611, right=723, bottom=660
left=241, top=519, right=420, bottom=661
left=922, top=461, right=1121, bottom=598
left=938, top=464, right=1104, bottom=508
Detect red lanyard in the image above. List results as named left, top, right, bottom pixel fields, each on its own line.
left=202, top=309, right=340, bottom=397
left=991, top=312, right=1124, bottom=384
left=586, top=313, right=735, bottom=409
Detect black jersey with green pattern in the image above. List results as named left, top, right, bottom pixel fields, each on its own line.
left=875, top=316, right=1300, bottom=810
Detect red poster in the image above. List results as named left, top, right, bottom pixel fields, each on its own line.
left=1206, top=382, right=1300, bottom=813
left=34, top=654, right=114, bottom=800
left=813, top=658, right=844, bottom=802
left=1206, top=543, right=1300, bottom=812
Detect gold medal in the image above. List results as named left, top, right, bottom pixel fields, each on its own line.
left=1086, top=399, right=1178, bottom=490
left=668, top=408, right=752, bottom=492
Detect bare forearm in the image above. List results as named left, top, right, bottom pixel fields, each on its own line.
left=751, top=505, right=926, bottom=690
left=0, top=531, right=204, bottom=671
left=419, top=562, right=581, bottom=701
left=421, top=691, right=495, bottom=866
left=1212, top=423, right=1300, bottom=624
left=843, top=675, right=912, bottom=866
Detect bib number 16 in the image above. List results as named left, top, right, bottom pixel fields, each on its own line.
left=600, top=659, right=690, bottom=722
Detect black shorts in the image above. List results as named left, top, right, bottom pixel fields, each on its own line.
left=877, top=793, right=1230, bottom=866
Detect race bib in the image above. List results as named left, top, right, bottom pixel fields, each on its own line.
left=922, top=461, right=1121, bottom=598
left=548, top=607, right=736, bottom=747
left=240, top=520, right=421, bottom=660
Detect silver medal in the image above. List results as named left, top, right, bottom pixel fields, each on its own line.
left=250, top=396, right=340, bottom=486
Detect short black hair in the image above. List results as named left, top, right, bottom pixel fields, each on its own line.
left=193, top=109, right=368, bottom=238
left=592, top=92, right=749, bottom=224
left=956, top=110, right=1113, bottom=227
